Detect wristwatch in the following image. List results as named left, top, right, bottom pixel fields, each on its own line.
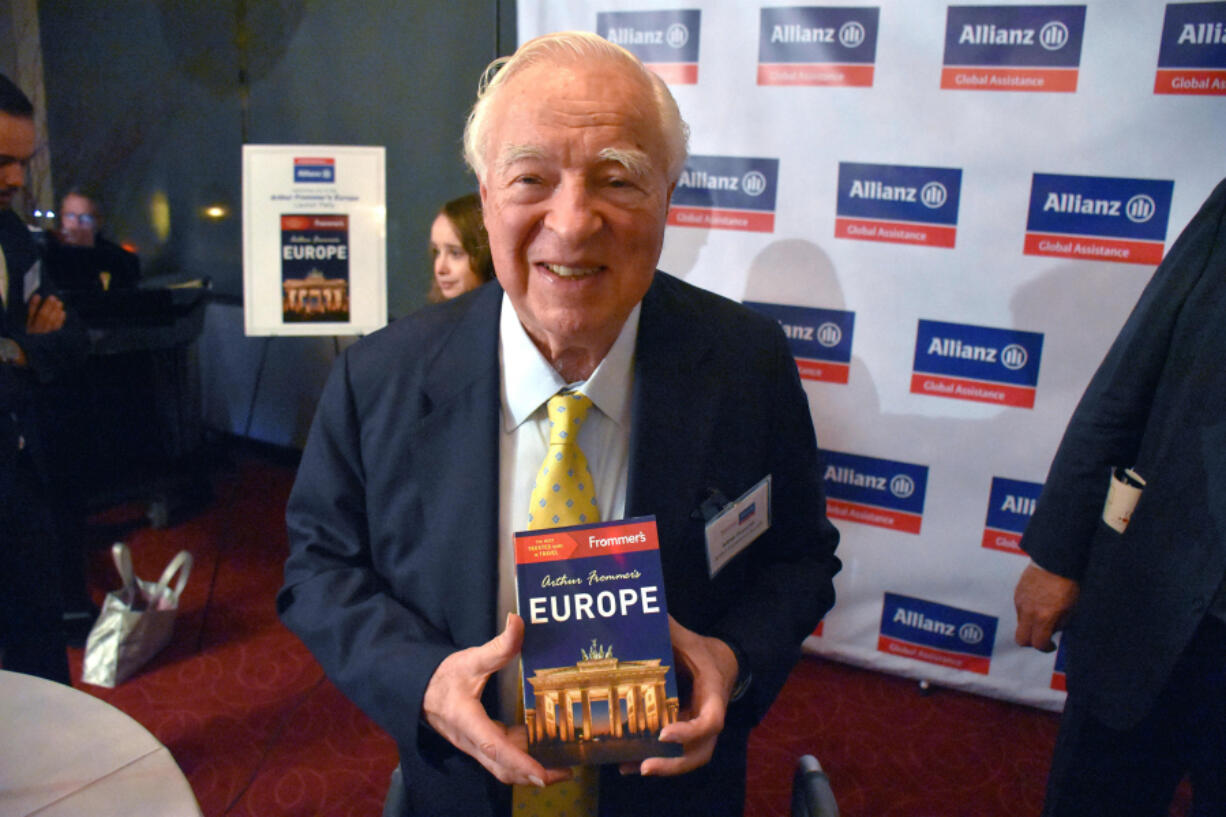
left=0, top=337, right=22, bottom=365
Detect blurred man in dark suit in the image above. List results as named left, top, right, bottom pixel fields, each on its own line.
left=0, top=73, right=87, bottom=684
left=44, top=186, right=140, bottom=294
left=1014, top=178, right=1226, bottom=817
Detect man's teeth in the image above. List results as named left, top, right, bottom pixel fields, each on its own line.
left=545, top=264, right=599, bottom=278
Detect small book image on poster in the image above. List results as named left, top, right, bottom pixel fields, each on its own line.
left=281, top=213, right=350, bottom=322
left=515, top=515, right=683, bottom=767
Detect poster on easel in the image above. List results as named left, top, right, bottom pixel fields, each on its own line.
left=242, top=144, right=386, bottom=336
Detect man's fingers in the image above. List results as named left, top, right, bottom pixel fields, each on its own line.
left=1013, top=561, right=1077, bottom=651
left=1014, top=615, right=1056, bottom=652
left=453, top=707, right=554, bottom=785
left=638, top=729, right=717, bottom=776
left=26, top=294, right=66, bottom=334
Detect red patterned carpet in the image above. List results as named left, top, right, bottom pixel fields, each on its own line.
left=58, top=446, right=1188, bottom=817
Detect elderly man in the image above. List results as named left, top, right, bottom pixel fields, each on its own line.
left=280, top=32, right=840, bottom=817
left=0, top=73, right=87, bottom=684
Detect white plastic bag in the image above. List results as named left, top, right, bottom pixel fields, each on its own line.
left=81, top=543, right=192, bottom=687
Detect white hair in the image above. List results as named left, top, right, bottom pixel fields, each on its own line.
left=462, top=30, right=689, bottom=184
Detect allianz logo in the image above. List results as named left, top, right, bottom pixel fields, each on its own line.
left=825, top=467, right=916, bottom=499
left=892, top=608, right=986, bottom=644
left=1000, top=494, right=1037, bottom=515
left=1042, top=192, right=1156, bottom=223
left=679, top=169, right=769, bottom=196
left=849, top=180, right=948, bottom=209
left=781, top=321, right=842, bottom=347
left=957, top=20, right=1069, bottom=50
left=606, top=23, right=689, bottom=49
left=768, top=20, right=866, bottom=48
left=1176, top=21, right=1226, bottom=45
left=926, top=337, right=1029, bottom=370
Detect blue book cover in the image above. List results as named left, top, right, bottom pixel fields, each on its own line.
left=515, top=515, right=682, bottom=766
left=280, top=213, right=350, bottom=323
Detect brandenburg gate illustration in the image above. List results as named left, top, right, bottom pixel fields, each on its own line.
left=524, top=642, right=679, bottom=747
left=283, top=269, right=349, bottom=316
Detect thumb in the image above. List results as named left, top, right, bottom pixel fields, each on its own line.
left=472, top=612, right=524, bottom=675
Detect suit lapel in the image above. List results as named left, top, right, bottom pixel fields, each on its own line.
left=626, top=274, right=722, bottom=532
left=414, top=284, right=505, bottom=645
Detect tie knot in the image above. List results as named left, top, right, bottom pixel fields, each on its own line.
left=546, top=390, right=594, bottom=446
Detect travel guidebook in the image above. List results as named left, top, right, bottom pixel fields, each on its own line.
left=515, top=515, right=683, bottom=767
left=280, top=213, right=350, bottom=323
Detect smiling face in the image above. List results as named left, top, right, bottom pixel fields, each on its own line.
left=478, top=57, right=673, bottom=379
left=429, top=213, right=481, bottom=299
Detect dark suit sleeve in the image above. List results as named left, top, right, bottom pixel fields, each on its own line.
left=278, top=348, right=457, bottom=748
left=1021, top=178, right=1226, bottom=580
left=1, top=218, right=88, bottom=383
left=12, top=292, right=88, bottom=384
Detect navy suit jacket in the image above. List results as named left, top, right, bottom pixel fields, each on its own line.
left=1021, top=178, right=1226, bottom=730
left=280, top=271, right=841, bottom=816
left=0, top=209, right=87, bottom=489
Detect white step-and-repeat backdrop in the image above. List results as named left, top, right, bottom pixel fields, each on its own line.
left=517, top=0, right=1226, bottom=711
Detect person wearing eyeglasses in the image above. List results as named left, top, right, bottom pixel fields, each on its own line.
left=43, top=187, right=140, bottom=293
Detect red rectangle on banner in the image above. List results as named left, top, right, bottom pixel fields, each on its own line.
left=645, top=63, right=698, bottom=85
left=981, top=528, right=1025, bottom=555
left=877, top=636, right=991, bottom=674
left=796, top=358, right=850, bottom=383
left=1154, top=69, right=1226, bottom=96
left=940, top=66, right=1079, bottom=92
left=1051, top=672, right=1067, bottom=692
left=812, top=620, right=824, bottom=638
left=910, top=373, right=1036, bottom=409
left=668, top=207, right=775, bottom=233
left=757, top=63, right=875, bottom=87
left=827, top=499, right=922, bottom=534
left=835, top=217, right=956, bottom=248
left=1024, top=232, right=1165, bottom=265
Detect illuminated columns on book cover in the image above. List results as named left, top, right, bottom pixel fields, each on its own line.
left=524, top=648, right=680, bottom=746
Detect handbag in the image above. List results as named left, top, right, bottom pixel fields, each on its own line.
left=81, top=542, right=193, bottom=687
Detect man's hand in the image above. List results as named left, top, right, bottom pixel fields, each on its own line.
left=629, top=616, right=739, bottom=777
left=1014, top=560, right=1080, bottom=652
left=421, top=613, right=570, bottom=788
left=26, top=294, right=66, bottom=335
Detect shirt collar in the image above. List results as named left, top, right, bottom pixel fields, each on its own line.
left=500, top=293, right=639, bottom=431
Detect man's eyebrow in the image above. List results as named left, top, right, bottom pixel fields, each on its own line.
left=495, top=144, right=546, bottom=175
left=598, top=148, right=652, bottom=179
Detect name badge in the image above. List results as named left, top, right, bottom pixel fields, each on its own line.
left=705, top=475, right=772, bottom=577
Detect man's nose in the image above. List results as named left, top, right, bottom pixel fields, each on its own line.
left=545, top=180, right=601, bottom=243
left=1, top=162, right=23, bottom=190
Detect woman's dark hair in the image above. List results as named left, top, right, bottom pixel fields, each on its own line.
left=440, top=193, right=493, bottom=282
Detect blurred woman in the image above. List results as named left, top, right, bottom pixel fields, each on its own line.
left=428, top=193, right=494, bottom=302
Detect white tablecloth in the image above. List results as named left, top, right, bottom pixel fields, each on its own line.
left=0, top=670, right=202, bottom=817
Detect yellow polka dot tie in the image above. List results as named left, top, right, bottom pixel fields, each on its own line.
left=514, top=390, right=600, bottom=817
left=528, top=391, right=599, bottom=531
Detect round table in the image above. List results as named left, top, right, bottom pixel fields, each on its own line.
left=0, top=670, right=202, bottom=817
